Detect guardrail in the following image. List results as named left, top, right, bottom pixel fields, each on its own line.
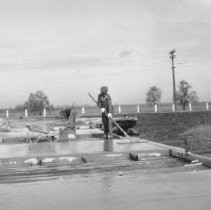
left=0, top=102, right=210, bottom=118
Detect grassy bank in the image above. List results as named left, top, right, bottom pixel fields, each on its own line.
left=135, top=111, right=211, bottom=153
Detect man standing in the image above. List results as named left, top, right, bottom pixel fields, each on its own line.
left=97, top=86, right=113, bottom=139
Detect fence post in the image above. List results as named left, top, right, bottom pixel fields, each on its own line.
left=172, top=104, right=175, bottom=112
left=118, top=106, right=121, bottom=114
left=154, top=104, right=158, bottom=113
left=43, top=107, right=46, bottom=118
left=6, top=110, right=9, bottom=118
left=25, top=109, right=28, bottom=117
left=189, top=103, right=192, bottom=111
left=206, top=102, right=209, bottom=110
left=82, top=107, right=85, bottom=114
left=137, top=105, right=140, bottom=113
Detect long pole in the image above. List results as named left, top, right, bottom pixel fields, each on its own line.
left=169, top=49, right=177, bottom=111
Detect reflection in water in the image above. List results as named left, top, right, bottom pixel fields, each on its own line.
left=2, top=138, right=149, bottom=158
left=55, top=141, right=79, bottom=154
left=28, top=142, right=57, bottom=156
left=102, top=175, right=113, bottom=188
left=103, top=139, right=114, bottom=152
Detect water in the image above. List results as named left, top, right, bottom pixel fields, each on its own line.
left=0, top=139, right=165, bottom=158
left=1, top=169, right=211, bottom=210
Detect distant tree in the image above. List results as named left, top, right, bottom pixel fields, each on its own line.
left=145, top=86, right=162, bottom=106
left=176, top=80, right=199, bottom=110
left=15, top=104, right=25, bottom=112
left=24, top=90, right=53, bottom=115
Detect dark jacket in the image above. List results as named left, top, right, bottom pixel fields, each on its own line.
left=97, top=93, right=113, bottom=114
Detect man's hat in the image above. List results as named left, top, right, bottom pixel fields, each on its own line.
left=100, top=86, right=108, bottom=93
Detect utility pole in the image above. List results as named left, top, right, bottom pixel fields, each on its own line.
left=169, top=49, right=177, bottom=111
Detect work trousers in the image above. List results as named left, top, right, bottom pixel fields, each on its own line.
left=102, top=113, right=113, bottom=136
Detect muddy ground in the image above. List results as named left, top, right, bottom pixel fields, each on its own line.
left=0, top=117, right=94, bottom=143
left=135, top=111, right=211, bottom=154
left=0, top=116, right=211, bottom=210
left=1, top=168, right=211, bottom=210
left=1, top=115, right=211, bottom=155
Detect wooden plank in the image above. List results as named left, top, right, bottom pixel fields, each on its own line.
left=170, top=149, right=211, bottom=168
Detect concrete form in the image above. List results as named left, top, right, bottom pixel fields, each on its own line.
left=0, top=136, right=210, bottom=209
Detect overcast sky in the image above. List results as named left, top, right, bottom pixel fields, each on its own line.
left=0, top=0, right=211, bottom=107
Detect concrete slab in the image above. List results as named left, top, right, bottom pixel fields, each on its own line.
left=0, top=138, right=209, bottom=187
left=0, top=169, right=211, bottom=210
left=76, top=128, right=104, bottom=135
left=0, top=139, right=168, bottom=159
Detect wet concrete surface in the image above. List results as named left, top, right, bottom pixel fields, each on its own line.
left=1, top=169, right=211, bottom=210
left=0, top=138, right=209, bottom=184
left=0, top=139, right=164, bottom=158
left=0, top=137, right=210, bottom=209
left=1, top=154, right=202, bottom=184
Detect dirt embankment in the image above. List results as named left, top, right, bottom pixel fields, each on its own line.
left=135, top=111, right=211, bottom=153
left=178, top=125, right=211, bottom=153
left=0, top=118, right=63, bottom=143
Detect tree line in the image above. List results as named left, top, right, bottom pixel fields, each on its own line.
left=145, top=80, right=199, bottom=110
left=14, top=80, right=198, bottom=115
left=15, top=90, right=54, bottom=115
